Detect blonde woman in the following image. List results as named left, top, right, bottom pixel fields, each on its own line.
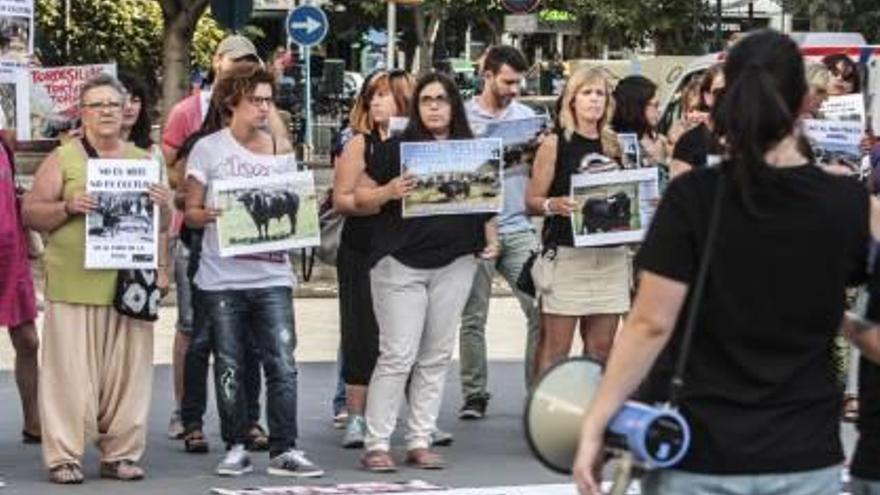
left=527, top=67, right=627, bottom=378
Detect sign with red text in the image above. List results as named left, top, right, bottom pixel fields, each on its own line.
left=29, top=63, right=116, bottom=140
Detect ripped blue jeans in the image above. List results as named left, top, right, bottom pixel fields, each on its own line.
left=201, top=286, right=298, bottom=455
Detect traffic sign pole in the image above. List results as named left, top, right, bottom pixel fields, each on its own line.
left=304, top=44, right=312, bottom=154
left=286, top=2, right=328, bottom=162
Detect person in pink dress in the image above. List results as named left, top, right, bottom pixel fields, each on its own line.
left=0, top=136, right=41, bottom=449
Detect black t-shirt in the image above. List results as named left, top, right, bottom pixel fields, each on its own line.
left=365, top=137, right=489, bottom=269
left=636, top=164, right=869, bottom=474
left=543, top=131, right=604, bottom=247
left=851, top=252, right=880, bottom=480
left=340, top=132, right=382, bottom=254
left=672, top=123, right=722, bottom=169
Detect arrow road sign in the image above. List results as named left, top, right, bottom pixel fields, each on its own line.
left=286, top=5, right=328, bottom=47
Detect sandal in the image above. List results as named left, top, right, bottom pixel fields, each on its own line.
left=100, top=460, right=144, bottom=481
left=184, top=429, right=209, bottom=454
left=246, top=424, right=269, bottom=452
left=49, top=463, right=84, bottom=484
left=405, top=448, right=445, bottom=470
left=22, top=429, right=41, bottom=444
left=844, top=394, right=859, bottom=423
left=360, top=449, right=397, bottom=473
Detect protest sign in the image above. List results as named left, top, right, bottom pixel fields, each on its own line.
left=803, top=118, right=863, bottom=168
left=571, top=167, right=659, bottom=248
left=475, top=115, right=549, bottom=148
left=85, top=159, right=159, bottom=270
left=213, top=171, right=320, bottom=257
left=401, top=138, right=503, bottom=218
left=389, top=116, right=408, bottom=137
left=617, top=133, right=641, bottom=169
left=0, top=65, right=28, bottom=139
left=0, top=0, right=32, bottom=65
left=30, top=63, right=117, bottom=140
left=211, top=480, right=445, bottom=495
left=818, top=93, right=866, bottom=127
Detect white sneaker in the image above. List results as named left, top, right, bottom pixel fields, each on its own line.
left=216, top=444, right=253, bottom=477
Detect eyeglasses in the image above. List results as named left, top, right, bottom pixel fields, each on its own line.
left=82, top=101, right=123, bottom=111
left=247, top=95, right=273, bottom=107
left=419, top=94, right=450, bottom=107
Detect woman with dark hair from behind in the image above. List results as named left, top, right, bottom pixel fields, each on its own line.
left=611, top=75, right=667, bottom=166
left=668, top=64, right=725, bottom=178
left=573, top=29, right=875, bottom=494
left=333, top=69, right=414, bottom=449
left=355, top=72, right=498, bottom=472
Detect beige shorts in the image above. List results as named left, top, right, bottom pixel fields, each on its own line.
left=533, top=246, right=631, bottom=316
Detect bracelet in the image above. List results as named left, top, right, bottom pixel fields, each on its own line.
left=542, top=198, right=553, bottom=216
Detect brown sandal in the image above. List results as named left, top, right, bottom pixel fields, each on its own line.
left=361, top=449, right=397, bottom=473
left=100, top=460, right=144, bottom=481
left=49, top=463, right=84, bottom=484
left=405, top=448, right=445, bottom=470
left=184, top=429, right=209, bottom=453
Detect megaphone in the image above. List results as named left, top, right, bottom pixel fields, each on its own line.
left=524, top=357, right=690, bottom=475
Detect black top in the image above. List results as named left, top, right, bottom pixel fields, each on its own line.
left=672, top=123, right=722, bottom=169
left=852, top=254, right=880, bottom=480
left=340, top=132, right=383, bottom=254
left=365, top=137, right=489, bottom=269
left=636, top=164, right=869, bottom=474
left=543, top=131, right=603, bottom=247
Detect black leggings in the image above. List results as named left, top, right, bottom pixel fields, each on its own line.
left=337, top=243, right=380, bottom=386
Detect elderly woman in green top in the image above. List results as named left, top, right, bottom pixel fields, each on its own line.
left=23, top=74, right=171, bottom=485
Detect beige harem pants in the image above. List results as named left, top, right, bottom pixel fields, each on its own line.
left=39, top=301, right=154, bottom=469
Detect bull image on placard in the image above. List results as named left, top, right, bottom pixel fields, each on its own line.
left=237, top=190, right=300, bottom=240
left=580, top=191, right=632, bottom=235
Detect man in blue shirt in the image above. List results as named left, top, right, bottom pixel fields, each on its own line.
left=460, top=45, right=541, bottom=419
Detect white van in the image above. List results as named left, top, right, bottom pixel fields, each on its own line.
left=659, top=32, right=880, bottom=135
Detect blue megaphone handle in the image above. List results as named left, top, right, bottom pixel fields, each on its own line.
left=606, top=401, right=691, bottom=469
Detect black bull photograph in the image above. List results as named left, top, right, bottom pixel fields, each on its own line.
left=87, top=192, right=154, bottom=240
left=572, top=185, right=640, bottom=236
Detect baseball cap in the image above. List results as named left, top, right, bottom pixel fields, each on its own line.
left=215, top=35, right=259, bottom=61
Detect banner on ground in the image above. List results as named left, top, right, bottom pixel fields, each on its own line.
left=213, top=170, right=320, bottom=257
left=401, top=138, right=503, bottom=218
left=30, top=63, right=117, bottom=140
left=570, top=167, right=659, bottom=247
left=0, top=0, right=33, bottom=66
left=85, top=159, right=160, bottom=270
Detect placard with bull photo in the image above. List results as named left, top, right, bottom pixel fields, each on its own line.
left=400, top=138, right=503, bottom=218
left=570, top=167, right=660, bottom=248
left=617, top=133, right=642, bottom=169
left=85, top=159, right=159, bottom=269
left=213, top=171, right=320, bottom=258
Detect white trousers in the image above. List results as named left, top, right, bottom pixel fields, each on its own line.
left=364, top=255, right=478, bottom=451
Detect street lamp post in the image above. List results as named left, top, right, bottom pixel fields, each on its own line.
left=387, top=1, right=396, bottom=69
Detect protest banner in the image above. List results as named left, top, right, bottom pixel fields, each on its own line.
left=0, top=65, right=28, bottom=139
left=818, top=93, right=866, bottom=127
left=617, top=133, right=641, bottom=169
left=803, top=118, right=863, bottom=168
left=29, top=63, right=117, bottom=140
left=0, top=0, right=33, bottom=66
left=571, top=167, right=659, bottom=248
left=85, top=159, right=159, bottom=270
left=401, top=138, right=503, bottom=218
left=213, top=171, right=320, bottom=257
left=474, top=115, right=549, bottom=148
left=211, top=480, right=445, bottom=495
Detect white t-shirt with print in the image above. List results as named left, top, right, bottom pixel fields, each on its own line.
left=185, top=128, right=297, bottom=291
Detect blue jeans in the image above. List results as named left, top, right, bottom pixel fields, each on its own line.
left=201, top=286, right=298, bottom=455
left=641, top=466, right=841, bottom=495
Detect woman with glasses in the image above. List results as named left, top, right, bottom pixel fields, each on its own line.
left=668, top=64, right=725, bottom=178
left=23, top=74, right=171, bottom=484
left=355, top=72, right=498, bottom=472
left=333, top=69, right=414, bottom=449
left=611, top=75, right=668, bottom=167
left=184, top=63, right=323, bottom=478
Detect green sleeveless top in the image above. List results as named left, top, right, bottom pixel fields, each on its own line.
left=44, top=140, right=149, bottom=305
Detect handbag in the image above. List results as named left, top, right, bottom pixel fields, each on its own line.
left=314, top=188, right=344, bottom=265
left=517, top=250, right=538, bottom=297
left=113, top=269, right=161, bottom=322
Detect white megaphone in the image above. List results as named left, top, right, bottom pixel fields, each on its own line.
left=524, top=357, right=690, bottom=493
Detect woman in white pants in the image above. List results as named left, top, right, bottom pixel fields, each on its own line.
left=354, top=72, right=498, bottom=472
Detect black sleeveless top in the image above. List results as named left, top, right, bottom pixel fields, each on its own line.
left=543, top=131, right=603, bottom=247
left=340, top=132, right=384, bottom=253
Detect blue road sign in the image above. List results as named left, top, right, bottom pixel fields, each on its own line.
left=286, top=5, right=328, bottom=47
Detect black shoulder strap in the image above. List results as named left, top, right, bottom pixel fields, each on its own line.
left=271, top=134, right=277, bottom=155
left=668, top=173, right=726, bottom=406
left=81, top=136, right=100, bottom=159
